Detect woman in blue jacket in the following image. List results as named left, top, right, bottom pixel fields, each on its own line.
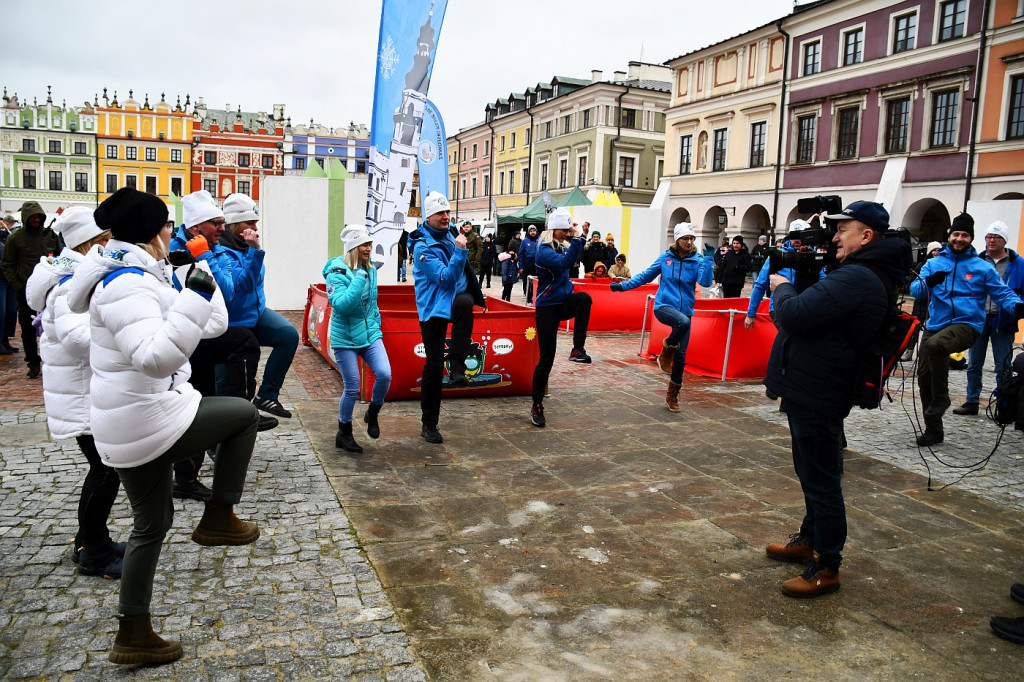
left=611, top=222, right=713, bottom=411
left=323, top=226, right=392, bottom=453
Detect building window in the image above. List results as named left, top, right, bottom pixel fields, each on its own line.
left=48, top=140, right=61, bottom=153
left=203, top=178, right=216, bottom=194
left=803, top=41, right=821, bottom=75
left=75, top=172, right=88, bottom=192
left=578, top=156, right=587, bottom=186
left=472, top=143, right=477, bottom=159
left=712, top=129, right=728, bottom=171
left=749, top=122, right=766, bottom=167
left=145, top=176, right=157, bottom=194
left=107, top=144, right=118, bottom=159
left=521, top=168, right=529, bottom=192
left=582, top=109, right=592, bottom=128
left=171, top=149, right=182, bottom=163
left=125, top=175, right=137, bottom=190
left=524, top=129, right=531, bottom=146
left=74, top=141, right=87, bottom=155
left=893, top=12, right=917, bottom=53
left=126, top=146, right=137, bottom=161
left=238, top=180, right=250, bottom=195
left=511, top=131, right=517, bottom=148
left=106, top=174, right=117, bottom=193
left=509, top=170, right=516, bottom=194
left=48, top=170, right=62, bottom=190
left=557, top=159, right=566, bottom=188
left=144, top=147, right=156, bottom=161
left=796, top=116, right=816, bottom=163
left=939, top=0, right=966, bottom=42
left=356, top=160, right=366, bottom=174
left=1008, top=75, right=1024, bottom=139
left=459, top=178, right=465, bottom=199
left=314, top=157, right=325, bottom=168
left=540, top=163, right=549, bottom=190
left=238, top=153, right=250, bottom=167
left=931, top=90, right=959, bottom=147
left=23, top=139, right=36, bottom=152
left=679, top=134, right=693, bottom=174
left=461, top=147, right=466, bottom=163
left=171, top=177, right=182, bottom=196
left=451, top=180, right=457, bottom=197
left=836, top=108, right=860, bottom=160
left=483, top=173, right=489, bottom=195
left=471, top=177, right=477, bottom=198
left=885, top=98, right=910, bottom=153
left=22, top=169, right=36, bottom=189
left=262, top=155, right=273, bottom=169
left=484, top=140, right=490, bottom=157
left=618, top=156, right=635, bottom=187
left=620, top=108, right=637, bottom=129
left=562, top=114, right=571, bottom=135
left=499, top=171, right=505, bottom=194
left=295, top=157, right=306, bottom=170
left=500, top=135, right=506, bottom=152
left=544, top=121, right=552, bottom=139
left=204, top=151, right=217, bottom=165
left=843, top=28, right=863, bottom=66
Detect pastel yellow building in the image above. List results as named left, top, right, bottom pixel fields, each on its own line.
left=491, top=115, right=531, bottom=212
left=96, top=91, right=192, bottom=203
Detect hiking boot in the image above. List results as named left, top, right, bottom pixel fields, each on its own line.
left=421, top=424, right=444, bottom=444
left=568, top=348, right=592, bottom=363
left=765, top=533, right=814, bottom=564
left=109, top=613, right=182, bottom=665
left=1011, top=583, right=1024, bottom=604
left=27, top=363, right=41, bottom=379
left=77, top=548, right=123, bottom=580
left=253, top=396, right=291, bottom=418
left=666, top=380, right=681, bottom=412
left=364, top=403, right=382, bottom=439
left=916, top=430, right=944, bottom=446
left=531, top=402, right=546, bottom=427
left=990, top=616, right=1024, bottom=645
left=781, top=557, right=840, bottom=598
left=335, top=421, right=363, bottom=453
left=658, top=339, right=679, bottom=375
left=257, top=415, right=279, bottom=432
left=172, top=478, right=212, bottom=502
left=952, top=402, right=979, bottom=416
left=73, top=540, right=126, bottom=564
left=191, top=502, right=260, bottom=546
left=447, top=371, right=469, bottom=387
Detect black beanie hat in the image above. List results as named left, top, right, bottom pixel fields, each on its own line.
left=94, top=188, right=168, bottom=244
left=732, top=235, right=745, bottom=245
left=950, top=213, right=974, bottom=239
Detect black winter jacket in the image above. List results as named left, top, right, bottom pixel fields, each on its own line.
left=764, top=238, right=908, bottom=418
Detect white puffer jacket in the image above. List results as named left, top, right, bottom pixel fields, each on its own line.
left=25, top=248, right=93, bottom=439
left=67, top=240, right=229, bottom=468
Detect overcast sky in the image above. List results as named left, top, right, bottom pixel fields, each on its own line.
left=4, top=0, right=795, bottom=134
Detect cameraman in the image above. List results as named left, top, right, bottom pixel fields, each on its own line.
left=910, top=214, right=1024, bottom=445
left=763, top=201, right=907, bottom=598
left=745, top=220, right=809, bottom=331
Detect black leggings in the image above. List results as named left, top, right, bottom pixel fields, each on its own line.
left=532, top=292, right=591, bottom=403
left=74, top=434, right=122, bottom=562
left=419, top=294, right=475, bottom=427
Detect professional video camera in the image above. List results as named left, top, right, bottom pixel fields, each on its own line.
left=768, top=195, right=843, bottom=275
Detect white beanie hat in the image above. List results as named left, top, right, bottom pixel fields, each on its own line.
left=673, top=222, right=696, bottom=241
left=547, top=208, right=572, bottom=231
left=926, top=241, right=942, bottom=254
left=340, top=224, right=373, bottom=252
left=422, top=191, right=451, bottom=219
left=788, top=219, right=811, bottom=233
left=55, top=206, right=105, bottom=249
left=182, top=190, right=224, bottom=228
left=985, top=220, right=1010, bottom=242
left=223, top=193, right=260, bottom=224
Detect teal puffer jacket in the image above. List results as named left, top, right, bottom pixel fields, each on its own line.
left=323, top=257, right=382, bottom=350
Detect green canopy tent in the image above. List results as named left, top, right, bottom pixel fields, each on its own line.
left=556, top=186, right=592, bottom=208
left=496, top=187, right=592, bottom=228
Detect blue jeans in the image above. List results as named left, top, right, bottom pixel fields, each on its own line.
left=654, top=306, right=692, bottom=384
left=333, top=339, right=392, bottom=423
left=965, top=316, right=1014, bottom=404
left=786, top=402, right=845, bottom=571
left=0, top=278, right=17, bottom=338
left=252, top=308, right=298, bottom=401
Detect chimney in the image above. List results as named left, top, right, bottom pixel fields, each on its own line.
left=591, top=70, right=603, bottom=83
left=613, top=71, right=627, bottom=82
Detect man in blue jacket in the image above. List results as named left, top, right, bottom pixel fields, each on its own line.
left=409, top=191, right=485, bottom=444
left=910, top=213, right=1024, bottom=445
left=763, top=201, right=908, bottom=598
left=952, top=220, right=1024, bottom=416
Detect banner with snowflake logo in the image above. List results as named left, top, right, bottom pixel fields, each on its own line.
left=365, top=0, right=449, bottom=270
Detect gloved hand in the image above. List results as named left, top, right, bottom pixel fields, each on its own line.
left=186, top=234, right=210, bottom=258
left=1016, top=302, right=1024, bottom=319
left=925, top=271, right=949, bottom=288
left=185, top=268, right=217, bottom=299
left=610, top=283, right=624, bottom=292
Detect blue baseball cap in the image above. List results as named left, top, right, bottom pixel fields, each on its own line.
left=824, top=201, right=889, bottom=232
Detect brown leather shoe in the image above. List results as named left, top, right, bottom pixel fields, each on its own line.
left=766, top=533, right=814, bottom=563
left=191, top=502, right=260, bottom=546
left=109, top=613, right=183, bottom=665
left=666, top=380, right=682, bottom=412
left=781, top=559, right=840, bottom=598
left=952, top=402, right=979, bottom=416
left=658, top=339, right=679, bottom=374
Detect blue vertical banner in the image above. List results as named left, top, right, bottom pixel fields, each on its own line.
left=417, top=99, right=448, bottom=214
left=365, top=0, right=449, bottom=269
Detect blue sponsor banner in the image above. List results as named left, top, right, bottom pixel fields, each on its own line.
left=365, top=0, right=449, bottom=269
left=417, top=99, right=448, bottom=211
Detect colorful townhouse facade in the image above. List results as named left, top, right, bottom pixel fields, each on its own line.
left=192, top=99, right=285, bottom=200
left=95, top=90, right=192, bottom=204
left=284, top=121, right=371, bottom=176
left=0, top=87, right=98, bottom=217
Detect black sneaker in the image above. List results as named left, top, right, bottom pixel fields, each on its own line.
left=253, top=396, right=291, bottom=418
left=568, top=349, right=592, bottom=364
left=27, top=363, right=41, bottom=379
left=73, top=540, right=126, bottom=564
left=531, top=403, right=546, bottom=427
left=446, top=372, right=469, bottom=388
left=78, top=549, right=123, bottom=580
left=257, top=415, right=279, bottom=432
left=990, top=616, right=1024, bottom=644
left=1011, top=583, right=1024, bottom=605
left=172, top=479, right=212, bottom=502
left=421, top=424, right=444, bottom=444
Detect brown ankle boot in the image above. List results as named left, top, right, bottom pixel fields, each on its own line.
left=765, top=533, right=814, bottom=563
left=781, top=556, right=840, bottom=598
left=191, top=502, right=260, bottom=546
left=658, top=339, right=679, bottom=375
left=666, top=380, right=682, bottom=412
left=109, top=613, right=183, bottom=665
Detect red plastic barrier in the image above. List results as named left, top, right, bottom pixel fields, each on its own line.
left=303, top=284, right=540, bottom=400
left=644, top=297, right=776, bottom=379
left=563, top=279, right=661, bottom=332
